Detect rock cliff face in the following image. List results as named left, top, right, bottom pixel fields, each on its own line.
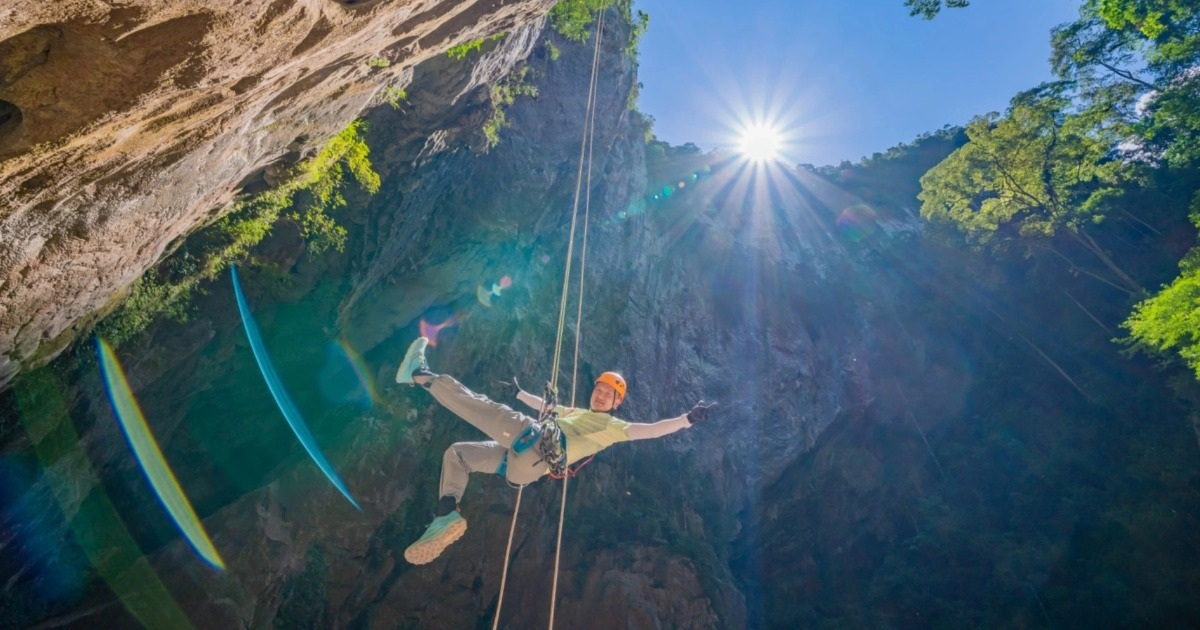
left=3, top=3, right=864, bottom=624
left=5, top=3, right=1200, bottom=629
left=0, top=0, right=554, bottom=389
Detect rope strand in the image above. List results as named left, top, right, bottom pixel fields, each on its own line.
left=552, top=12, right=605, bottom=630
left=492, top=9, right=606, bottom=630
left=549, top=6, right=605, bottom=391
left=570, top=16, right=601, bottom=409
left=492, top=485, right=523, bottom=630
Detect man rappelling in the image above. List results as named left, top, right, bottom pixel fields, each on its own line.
left=394, top=336, right=716, bottom=565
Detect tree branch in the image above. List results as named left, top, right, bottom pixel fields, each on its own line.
left=1097, top=60, right=1158, bottom=90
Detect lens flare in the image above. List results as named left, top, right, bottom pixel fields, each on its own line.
left=14, top=370, right=194, bottom=627
left=835, top=204, right=879, bottom=242
left=475, top=286, right=494, bottom=308
left=318, top=340, right=379, bottom=409
left=420, top=315, right=459, bottom=346
left=231, top=266, right=360, bottom=510
left=97, top=338, right=225, bottom=570
left=474, top=274, right=514, bottom=309
left=0, top=457, right=86, bottom=603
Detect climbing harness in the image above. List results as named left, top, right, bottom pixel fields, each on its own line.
left=492, top=8, right=607, bottom=630
left=531, top=382, right=569, bottom=476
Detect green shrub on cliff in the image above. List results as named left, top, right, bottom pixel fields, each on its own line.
left=97, top=120, right=380, bottom=346
left=549, top=0, right=614, bottom=42
left=483, top=67, right=538, bottom=149
left=447, top=33, right=505, bottom=60
left=550, top=0, right=644, bottom=53
left=293, top=119, right=380, bottom=254
left=382, top=86, right=407, bottom=109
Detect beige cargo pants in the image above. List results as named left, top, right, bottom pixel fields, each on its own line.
left=426, top=375, right=549, bottom=500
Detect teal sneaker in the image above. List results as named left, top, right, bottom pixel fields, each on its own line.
left=404, top=511, right=467, bottom=564
left=396, top=337, right=434, bottom=385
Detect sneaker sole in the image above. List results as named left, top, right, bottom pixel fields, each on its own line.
left=395, top=337, right=430, bottom=384
left=404, top=517, right=467, bottom=565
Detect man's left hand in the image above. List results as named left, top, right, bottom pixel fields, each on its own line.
left=687, top=401, right=717, bottom=425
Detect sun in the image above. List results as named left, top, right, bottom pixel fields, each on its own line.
left=737, top=123, right=783, bottom=162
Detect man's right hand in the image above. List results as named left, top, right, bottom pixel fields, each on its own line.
left=497, top=377, right=522, bottom=400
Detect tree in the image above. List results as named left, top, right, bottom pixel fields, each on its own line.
left=904, top=0, right=970, bottom=20
left=1091, top=0, right=1200, bottom=76
left=1052, top=0, right=1200, bottom=167
left=919, top=85, right=1143, bottom=294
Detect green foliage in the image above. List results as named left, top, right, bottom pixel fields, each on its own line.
left=1094, top=0, right=1200, bottom=69
left=96, top=276, right=194, bottom=347
left=446, top=33, right=504, bottom=60
left=918, top=84, right=1142, bottom=293
left=921, top=93, right=1102, bottom=237
left=482, top=67, right=538, bottom=149
left=382, top=86, right=407, bottom=109
left=1099, top=0, right=1171, bottom=38
left=1037, top=0, right=1200, bottom=383
left=802, top=125, right=967, bottom=214
left=626, top=79, right=641, bottom=111
left=1136, top=75, right=1200, bottom=168
left=447, top=39, right=484, bottom=60
left=904, top=0, right=970, bottom=19
left=545, top=39, right=561, bottom=61
left=1122, top=193, right=1200, bottom=375
left=549, top=0, right=614, bottom=42
left=1052, top=0, right=1200, bottom=166
left=1051, top=14, right=1150, bottom=96
left=293, top=119, right=380, bottom=253
left=1122, top=256, right=1200, bottom=376
left=640, top=111, right=657, bottom=143
left=548, top=0, right=643, bottom=57
left=366, top=56, right=390, bottom=69
left=97, top=120, right=380, bottom=345
left=627, top=9, right=649, bottom=57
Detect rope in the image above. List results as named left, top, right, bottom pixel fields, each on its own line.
left=491, top=485, right=523, bottom=630
left=550, top=472, right=570, bottom=629
left=492, top=9, right=607, bottom=630
left=549, top=6, right=606, bottom=394
left=550, top=11, right=605, bottom=630
left=570, top=14, right=601, bottom=409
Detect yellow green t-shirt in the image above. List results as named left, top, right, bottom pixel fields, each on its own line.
left=556, top=407, right=632, bottom=465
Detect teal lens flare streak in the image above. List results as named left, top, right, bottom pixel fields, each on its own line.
left=96, top=338, right=226, bottom=570
left=230, top=266, right=361, bottom=510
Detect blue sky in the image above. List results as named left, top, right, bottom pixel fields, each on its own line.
left=632, top=0, right=1082, bottom=166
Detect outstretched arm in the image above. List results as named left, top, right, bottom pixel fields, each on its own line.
left=625, top=414, right=692, bottom=440
left=517, top=389, right=547, bottom=411
left=624, top=401, right=716, bottom=440
left=498, top=377, right=550, bottom=411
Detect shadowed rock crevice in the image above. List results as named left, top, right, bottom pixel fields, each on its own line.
left=332, top=0, right=392, bottom=12
left=0, top=100, right=23, bottom=151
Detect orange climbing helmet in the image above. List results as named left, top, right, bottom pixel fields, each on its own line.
left=594, top=372, right=627, bottom=403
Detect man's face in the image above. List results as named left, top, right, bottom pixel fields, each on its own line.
left=590, top=382, right=619, bottom=412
